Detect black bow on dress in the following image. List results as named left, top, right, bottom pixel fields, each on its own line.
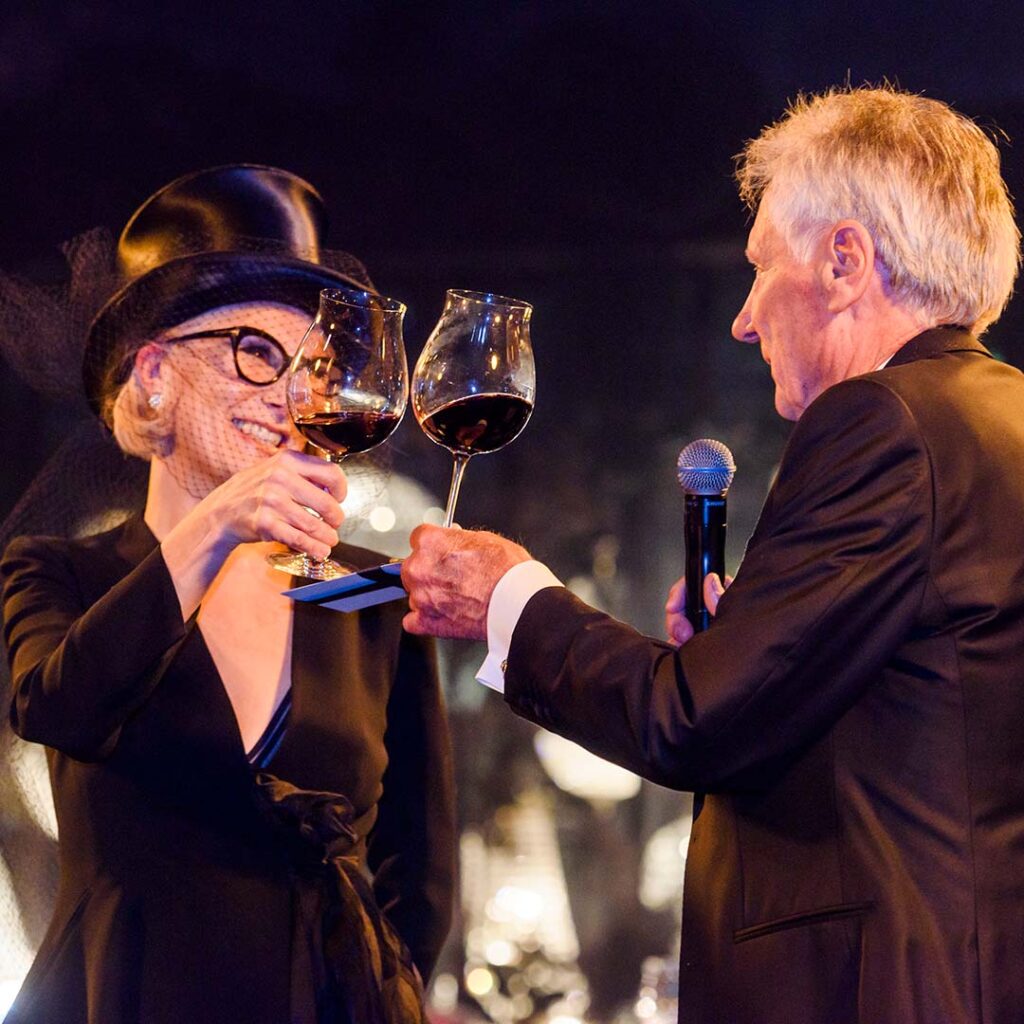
left=254, top=773, right=425, bottom=1024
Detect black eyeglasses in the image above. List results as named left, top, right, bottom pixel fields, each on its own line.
left=161, top=326, right=292, bottom=385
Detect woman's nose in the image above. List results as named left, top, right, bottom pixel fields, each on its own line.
left=262, top=375, right=290, bottom=411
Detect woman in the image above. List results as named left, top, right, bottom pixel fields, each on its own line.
left=0, top=165, right=455, bottom=1024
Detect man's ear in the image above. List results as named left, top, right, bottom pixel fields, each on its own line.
left=821, top=219, right=875, bottom=313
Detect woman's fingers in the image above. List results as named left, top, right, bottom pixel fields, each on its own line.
left=276, top=518, right=335, bottom=562
left=289, top=451, right=348, bottom=504
left=190, top=449, right=350, bottom=556
left=285, top=474, right=346, bottom=531
left=266, top=452, right=346, bottom=527
left=284, top=503, right=340, bottom=557
left=256, top=504, right=334, bottom=560
left=251, top=488, right=339, bottom=557
left=254, top=451, right=346, bottom=538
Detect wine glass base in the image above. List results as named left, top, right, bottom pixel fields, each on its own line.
left=267, top=551, right=355, bottom=581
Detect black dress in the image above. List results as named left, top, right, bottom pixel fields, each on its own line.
left=1, top=516, right=456, bottom=1024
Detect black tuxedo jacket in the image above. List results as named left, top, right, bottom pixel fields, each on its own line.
left=1, top=518, right=455, bottom=1024
left=505, top=328, right=1024, bottom=1023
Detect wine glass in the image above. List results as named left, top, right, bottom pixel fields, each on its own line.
left=268, top=287, right=408, bottom=580
left=412, top=289, right=534, bottom=527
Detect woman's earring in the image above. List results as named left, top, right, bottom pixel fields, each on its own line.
left=148, top=393, right=163, bottom=409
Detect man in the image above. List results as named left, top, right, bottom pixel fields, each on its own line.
left=402, top=87, right=1024, bottom=1023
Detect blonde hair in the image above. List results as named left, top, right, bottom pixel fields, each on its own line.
left=736, top=86, right=1020, bottom=334
left=108, top=351, right=176, bottom=461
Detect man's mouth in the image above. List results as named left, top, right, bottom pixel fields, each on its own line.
left=232, top=418, right=286, bottom=447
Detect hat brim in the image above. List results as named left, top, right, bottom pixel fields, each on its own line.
left=84, top=251, right=371, bottom=415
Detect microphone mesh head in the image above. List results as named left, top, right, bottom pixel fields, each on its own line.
left=677, top=438, right=736, bottom=495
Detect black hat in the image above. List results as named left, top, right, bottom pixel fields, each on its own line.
left=83, top=163, right=374, bottom=416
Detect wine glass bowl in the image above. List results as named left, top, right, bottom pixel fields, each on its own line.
left=412, top=289, right=534, bottom=527
left=268, top=287, right=408, bottom=580
left=288, top=288, right=408, bottom=460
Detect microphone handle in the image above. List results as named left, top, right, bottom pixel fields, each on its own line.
left=684, top=494, right=727, bottom=633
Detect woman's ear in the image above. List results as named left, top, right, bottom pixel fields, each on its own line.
left=133, top=342, right=170, bottom=407
left=109, top=343, right=177, bottom=460
left=820, top=219, right=876, bottom=313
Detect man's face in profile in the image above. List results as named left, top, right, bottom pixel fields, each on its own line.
left=731, top=204, right=835, bottom=421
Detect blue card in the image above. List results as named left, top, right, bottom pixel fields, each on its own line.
left=283, top=561, right=406, bottom=611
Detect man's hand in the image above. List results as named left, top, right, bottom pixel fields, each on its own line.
left=402, top=525, right=532, bottom=639
left=664, top=572, right=732, bottom=646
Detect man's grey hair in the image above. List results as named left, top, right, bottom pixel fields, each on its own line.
left=736, top=86, right=1020, bottom=335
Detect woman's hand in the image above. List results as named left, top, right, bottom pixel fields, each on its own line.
left=160, top=451, right=347, bottom=616
left=664, top=572, right=732, bottom=646
left=196, top=449, right=346, bottom=557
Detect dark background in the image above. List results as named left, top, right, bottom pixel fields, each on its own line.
left=2, top=2, right=1022, bottom=1017
left=5, top=1, right=1024, bottom=622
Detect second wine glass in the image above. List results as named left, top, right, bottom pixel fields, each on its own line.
left=412, top=289, right=534, bottom=527
left=268, top=287, right=408, bottom=580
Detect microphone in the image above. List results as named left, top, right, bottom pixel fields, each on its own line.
left=676, top=438, right=736, bottom=633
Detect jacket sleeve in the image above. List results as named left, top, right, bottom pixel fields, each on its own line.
left=367, top=626, right=456, bottom=981
left=2, top=535, right=190, bottom=761
left=504, top=378, right=933, bottom=792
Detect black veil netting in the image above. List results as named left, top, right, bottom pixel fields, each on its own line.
left=0, top=236, right=158, bottom=541
left=0, top=228, right=137, bottom=974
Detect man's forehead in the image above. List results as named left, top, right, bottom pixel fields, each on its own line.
left=747, top=206, right=783, bottom=257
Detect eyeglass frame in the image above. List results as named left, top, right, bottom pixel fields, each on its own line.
left=158, top=326, right=293, bottom=386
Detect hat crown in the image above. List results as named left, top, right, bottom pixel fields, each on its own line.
left=83, top=163, right=373, bottom=418
left=116, top=164, right=329, bottom=282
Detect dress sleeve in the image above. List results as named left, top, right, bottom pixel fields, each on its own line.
left=504, top=377, right=933, bottom=792
left=2, top=535, right=190, bottom=761
left=367, top=626, right=456, bottom=981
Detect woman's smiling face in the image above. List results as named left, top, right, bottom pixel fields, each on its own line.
left=154, top=302, right=313, bottom=496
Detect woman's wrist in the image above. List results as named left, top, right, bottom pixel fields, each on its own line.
left=159, top=511, right=233, bottom=618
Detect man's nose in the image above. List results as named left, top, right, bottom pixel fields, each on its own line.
left=731, top=302, right=758, bottom=344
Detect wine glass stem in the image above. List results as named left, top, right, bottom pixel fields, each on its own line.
left=443, top=453, right=471, bottom=528
left=305, top=452, right=345, bottom=570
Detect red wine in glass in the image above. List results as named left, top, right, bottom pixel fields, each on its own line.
left=295, top=410, right=403, bottom=457
left=419, top=393, right=533, bottom=455
left=412, top=290, right=534, bottom=527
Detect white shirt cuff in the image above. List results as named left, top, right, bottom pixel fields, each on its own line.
left=476, top=560, right=564, bottom=693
